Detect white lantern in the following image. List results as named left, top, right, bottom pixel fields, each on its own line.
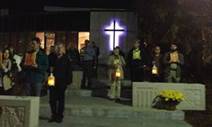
left=152, top=65, right=158, bottom=75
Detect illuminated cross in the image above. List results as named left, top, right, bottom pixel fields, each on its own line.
left=104, top=20, right=125, bottom=50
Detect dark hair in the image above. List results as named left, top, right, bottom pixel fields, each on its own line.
left=114, top=46, right=120, bottom=50
left=170, top=42, right=178, bottom=47
left=32, top=37, right=41, bottom=44
left=3, top=48, right=9, bottom=53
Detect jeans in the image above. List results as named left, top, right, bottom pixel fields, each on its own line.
left=25, top=82, right=43, bottom=96
left=81, top=60, right=94, bottom=89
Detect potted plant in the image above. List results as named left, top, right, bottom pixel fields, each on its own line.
left=152, top=90, right=185, bottom=110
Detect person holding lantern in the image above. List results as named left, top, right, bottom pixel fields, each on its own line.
left=163, top=43, right=184, bottom=82
left=107, top=47, right=126, bottom=101
left=48, top=43, right=72, bottom=123
left=151, top=46, right=163, bottom=82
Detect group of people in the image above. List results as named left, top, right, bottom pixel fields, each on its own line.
left=0, top=37, right=100, bottom=123
left=0, top=37, right=185, bottom=123
left=107, top=40, right=184, bottom=100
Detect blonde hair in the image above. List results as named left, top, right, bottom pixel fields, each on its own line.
left=57, top=43, right=66, bottom=54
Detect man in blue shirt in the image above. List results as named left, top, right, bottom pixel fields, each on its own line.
left=80, top=40, right=96, bottom=89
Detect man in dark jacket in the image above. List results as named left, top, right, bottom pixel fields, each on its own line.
left=48, top=43, right=72, bottom=123
left=66, top=43, right=80, bottom=70
left=22, top=37, right=49, bottom=96
left=127, top=40, right=149, bottom=82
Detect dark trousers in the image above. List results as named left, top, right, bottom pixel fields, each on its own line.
left=131, top=67, right=144, bottom=82
left=81, top=60, right=94, bottom=89
left=25, top=82, right=43, bottom=96
left=130, top=60, right=145, bottom=82
left=151, top=74, right=163, bottom=82
left=49, top=86, right=66, bottom=119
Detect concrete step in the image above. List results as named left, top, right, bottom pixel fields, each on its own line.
left=39, top=116, right=192, bottom=127
left=66, top=89, right=92, bottom=97
left=40, top=96, right=185, bottom=120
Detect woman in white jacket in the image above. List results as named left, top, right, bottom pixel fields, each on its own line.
left=107, top=47, right=126, bottom=100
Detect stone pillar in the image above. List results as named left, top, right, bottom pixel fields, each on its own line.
left=71, top=71, right=83, bottom=89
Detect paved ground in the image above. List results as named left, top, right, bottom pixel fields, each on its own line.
left=185, top=79, right=212, bottom=127
left=39, top=95, right=191, bottom=127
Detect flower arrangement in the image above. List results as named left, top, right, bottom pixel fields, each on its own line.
left=159, top=90, right=185, bottom=102
left=152, top=90, right=185, bottom=110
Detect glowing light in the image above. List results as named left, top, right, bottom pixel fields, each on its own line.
left=104, top=20, right=125, bottom=50
left=48, top=73, right=55, bottom=86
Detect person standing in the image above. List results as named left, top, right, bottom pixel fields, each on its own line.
left=22, top=37, right=49, bottom=96
left=0, top=49, right=12, bottom=94
left=127, top=40, right=148, bottom=82
left=48, top=43, right=72, bottom=123
left=163, top=43, right=184, bottom=82
left=92, top=41, right=100, bottom=78
left=151, top=46, right=163, bottom=82
left=80, top=40, right=95, bottom=89
left=107, top=47, right=126, bottom=100
left=66, top=43, right=80, bottom=70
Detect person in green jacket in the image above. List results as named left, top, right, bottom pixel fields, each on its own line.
left=22, top=37, right=49, bottom=96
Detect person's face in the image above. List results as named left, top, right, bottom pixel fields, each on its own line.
left=31, top=41, right=39, bottom=51
left=57, top=44, right=65, bottom=55
left=170, top=44, right=177, bottom=51
left=3, top=50, right=10, bottom=59
left=155, top=46, right=161, bottom=54
left=134, top=41, right=140, bottom=48
left=114, top=48, right=120, bottom=55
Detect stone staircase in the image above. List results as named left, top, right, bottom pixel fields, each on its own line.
left=39, top=85, right=192, bottom=127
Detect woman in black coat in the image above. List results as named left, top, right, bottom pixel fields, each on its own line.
left=48, top=43, right=72, bottom=123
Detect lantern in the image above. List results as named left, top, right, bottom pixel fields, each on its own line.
left=115, top=68, right=121, bottom=78
left=152, top=65, right=158, bottom=75
left=48, top=73, right=55, bottom=86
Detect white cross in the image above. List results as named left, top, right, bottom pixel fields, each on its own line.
left=104, top=20, right=125, bottom=50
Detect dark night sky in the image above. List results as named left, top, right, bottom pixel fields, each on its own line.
left=0, top=0, right=134, bottom=11
left=0, top=0, right=135, bottom=32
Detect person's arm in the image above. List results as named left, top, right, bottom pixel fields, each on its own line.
left=163, top=53, right=170, bottom=65
left=2, top=60, right=12, bottom=73
left=120, top=56, right=126, bottom=66
left=37, top=53, right=49, bottom=73
left=126, top=50, right=132, bottom=66
left=75, top=49, right=81, bottom=64
left=66, top=57, right=72, bottom=85
left=179, top=53, right=184, bottom=65
left=107, top=55, right=114, bottom=68
left=7, top=60, right=12, bottom=72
